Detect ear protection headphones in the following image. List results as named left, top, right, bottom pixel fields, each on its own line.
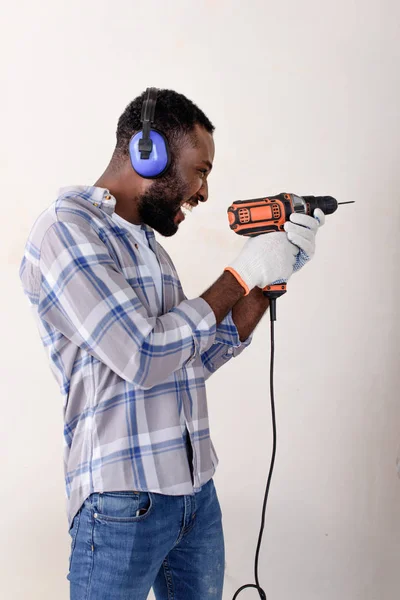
left=129, top=87, right=171, bottom=179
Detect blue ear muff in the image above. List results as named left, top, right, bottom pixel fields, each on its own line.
left=129, top=87, right=171, bottom=179
left=129, top=128, right=170, bottom=178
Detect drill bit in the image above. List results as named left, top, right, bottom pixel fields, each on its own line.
left=338, top=201, right=355, bottom=205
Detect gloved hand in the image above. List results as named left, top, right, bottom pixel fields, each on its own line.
left=225, top=232, right=298, bottom=295
left=284, top=208, right=325, bottom=273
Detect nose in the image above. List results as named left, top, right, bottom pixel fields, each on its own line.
left=198, top=181, right=208, bottom=203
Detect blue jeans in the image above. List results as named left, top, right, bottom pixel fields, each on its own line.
left=67, top=478, right=225, bottom=599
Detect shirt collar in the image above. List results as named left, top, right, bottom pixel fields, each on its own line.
left=58, top=185, right=116, bottom=216
left=58, top=184, right=156, bottom=243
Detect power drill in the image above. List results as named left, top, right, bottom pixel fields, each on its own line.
left=228, top=193, right=354, bottom=600
left=227, top=192, right=353, bottom=318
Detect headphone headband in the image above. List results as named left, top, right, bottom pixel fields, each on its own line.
left=141, top=87, right=158, bottom=123
left=129, top=87, right=170, bottom=178
left=139, top=88, right=158, bottom=159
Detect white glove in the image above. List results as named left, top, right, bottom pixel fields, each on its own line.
left=284, top=208, right=325, bottom=272
left=225, top=232, right=298, bottom=295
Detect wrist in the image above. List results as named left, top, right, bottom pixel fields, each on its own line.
left=221, top=269, right=247, bottom=298
left=224, top=266, right=251, bottom=296
left=201, top=270, right=245, bottom=325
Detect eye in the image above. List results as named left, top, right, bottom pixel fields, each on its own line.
left=198, top=169, right=207, bottom=179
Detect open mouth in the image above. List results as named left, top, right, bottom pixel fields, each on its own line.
left=175, top=201, right=197, bottom=223
left=181, top=201, right=196, bottom=215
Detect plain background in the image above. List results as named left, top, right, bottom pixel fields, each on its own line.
left=2, top=0, right=400, bottom=598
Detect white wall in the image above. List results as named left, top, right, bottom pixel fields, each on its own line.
left=2, top=1, right=399, bottom=598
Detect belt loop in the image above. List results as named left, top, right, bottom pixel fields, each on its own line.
left=84, top=491, right=99, bottom=511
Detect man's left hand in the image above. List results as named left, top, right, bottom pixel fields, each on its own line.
left=284, top=208, right=325, bottom=272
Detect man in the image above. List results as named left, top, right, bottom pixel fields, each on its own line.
left=19, top=88, right=324, bottom=600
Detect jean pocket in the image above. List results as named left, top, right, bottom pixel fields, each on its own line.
left=94, top=490, right=154, bottom=523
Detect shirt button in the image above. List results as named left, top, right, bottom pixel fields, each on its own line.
left=105, top=195, right=111, bottom=200
left=93, top=512, right=98, bottom=518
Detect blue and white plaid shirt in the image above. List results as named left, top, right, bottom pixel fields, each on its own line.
left=19, top=186, right=252, bottom=528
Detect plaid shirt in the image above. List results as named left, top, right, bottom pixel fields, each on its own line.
left=19, top=186, right=252, bottom=528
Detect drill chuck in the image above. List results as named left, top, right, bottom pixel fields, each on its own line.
left=302, top=195, right=338, bottom=215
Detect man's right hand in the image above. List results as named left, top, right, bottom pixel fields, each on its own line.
left=224, top=232, right=298, bottom=295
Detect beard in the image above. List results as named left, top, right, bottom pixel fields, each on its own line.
left=137, top=168, right=190, bottom=237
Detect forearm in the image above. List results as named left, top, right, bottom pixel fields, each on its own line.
left=201, top=270, right=245, bottom=324
left=231, top=287, right=270, bottom=341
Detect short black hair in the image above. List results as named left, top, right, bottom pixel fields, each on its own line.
left=115, top=88, right=215, bottom=163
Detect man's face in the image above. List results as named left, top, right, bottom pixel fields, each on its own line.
left=137, top=124, right=214, bottom=237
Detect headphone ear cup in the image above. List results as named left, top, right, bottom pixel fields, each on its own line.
left=129, top=129, right=170, bottom=178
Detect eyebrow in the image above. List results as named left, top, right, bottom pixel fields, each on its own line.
left=201, top=160, right=213, bottom=171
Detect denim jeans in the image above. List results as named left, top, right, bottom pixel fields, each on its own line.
left=67, top=478, right=225, bottom=599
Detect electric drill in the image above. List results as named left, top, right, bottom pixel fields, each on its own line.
left=227, top=193, right=353, bottom=315
left=228, top=192, right=354, bottom=600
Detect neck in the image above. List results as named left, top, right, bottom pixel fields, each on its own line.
left=94, top=158, right=143, bottom=224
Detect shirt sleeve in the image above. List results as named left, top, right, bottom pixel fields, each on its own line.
left=38, top=221, right=216, bottom=389
left=201, top=311, right=253, bottom=380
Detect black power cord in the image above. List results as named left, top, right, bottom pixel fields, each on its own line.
left=232, top=299, right=278, bottom=600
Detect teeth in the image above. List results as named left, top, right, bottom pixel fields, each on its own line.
left=181, top=202, right=194, bottom=214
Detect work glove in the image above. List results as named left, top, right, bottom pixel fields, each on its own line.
left=284, top=208, right=325, bottom=273
left=225, top=232, right=298, bottom=295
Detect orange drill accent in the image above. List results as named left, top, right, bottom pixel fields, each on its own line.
left=263, top=283, right=287, bottom=299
